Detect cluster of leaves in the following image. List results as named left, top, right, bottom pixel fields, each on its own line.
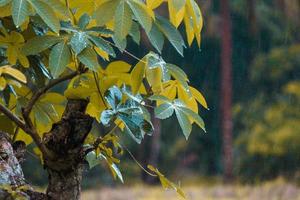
left=235, top=45, right=300, bottom=181
left=0, top=0, right=206, bottom=197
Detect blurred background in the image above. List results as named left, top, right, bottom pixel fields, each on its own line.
left=21, top=0, right=300, bottom=199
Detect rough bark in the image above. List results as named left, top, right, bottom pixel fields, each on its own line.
left=220, top=0, right=234, bottom=182
left=43, top=99, right=93, bottom=200
left=0, top=132, right=46, bottom=200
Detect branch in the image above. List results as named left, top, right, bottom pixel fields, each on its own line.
left=0, top=103, right=28, bottom=133
left=23, top=70, right=84, bottom=118
left=0, top=103, right=53, bottom=159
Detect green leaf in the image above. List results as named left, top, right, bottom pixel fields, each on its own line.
left=156, top=15, right=185, bottom=56
left=77, top=47, right=99, bottom=71
left=85, top=150, right=103, bottom=169
left=22, top=36, right=63, bottom=55
left=93, top=0, right=120, bottom=26
left=49, top=41, right=71, bottom=78
left=112, top=35, right=127, bottom=52
left=155, top=103, right=174, bottom=119
left=127, top=0, right=152, bottom=33
left=0, top=0, right=11, bottom=6
left=110, top=163, right=124, bottom=183
left=88, top=35, right=115, bottom=57
left=78, top=13, right=90, bottom=30
left=100, top=110, right=115, bottom=125
left=86, top=27, right=114, bottom=35
left=28, top=0, right=60, bottom=33
left=104, top=86, right=122, bottom=109
left=173, top=100, right=192, bottom=139
left=166, top=64, right=190, bottom=94
left=147, top=23, right=164, bottom=54
left=118, top=112, right=147, bottom=144
left=148, top=95, right=171, bottom=102
left=115, top=0, right=132, bottom=40
left=174, top=100, right=206, bottom=132
left=129, top=21, right=141, bottom=44
left=70, top=31, right=89, bottom=55
left=12, top=0, right=30, bottom=27
left=46, top=0, right=69, bottom=18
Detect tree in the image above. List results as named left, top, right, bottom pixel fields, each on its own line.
left=0, top=0, right=207, bottom=199
left=220, top=0, right=233, bottom=182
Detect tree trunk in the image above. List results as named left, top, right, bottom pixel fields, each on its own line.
left=220, top=0, right=234, bottom=182
left=46, top=166, right=83, bottom=200
left=0, top=99, right=93, bottom=200
left=43, top=99, right=93, bottom=200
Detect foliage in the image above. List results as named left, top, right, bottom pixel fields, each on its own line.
left=235, top=45, right=300, bottom=181
left=0, top=0, right=206, bottom=197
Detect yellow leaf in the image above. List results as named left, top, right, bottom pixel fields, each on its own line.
left=105, top=61, right=131, bottom=73
left=131, top=61, right=146, bottom=94
left=146, top=0, right=165, bottom=9
left=15, top=129, right=33, bottom=146
left=0, top=3, right=11, bottom=17
left=7, top=45, right=18, bottom=65
left=190, top=86, right=208, bottom=109
left=146, top=67, right=162, bottom=94
left=184, top=13, right=195, bottom=46
left=0, top=77, right=7, bottom=90
left=0, top=65, right=27, bottom=83
left=95, top=47, right=110, bottom=61
left=86, top=92, right=106, bottom=121
left=178, top=85, right=198, bottom=113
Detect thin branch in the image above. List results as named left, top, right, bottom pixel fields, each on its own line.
left=0, top=103, right=29, bottom=133
left=19, top=70, right=85, bottom=159
left=103, top=39, right=147, bottom=64
left=120, top=142, right=157, bottom=177
left=23, top=70, right=84, bottom=118
left=0, top=103, right=53, bottom=159
left=92, top=71, right=107, bottom=108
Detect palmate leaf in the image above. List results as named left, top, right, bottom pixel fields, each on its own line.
left=12, top=0, right=30, bottom=27
left=153, top=98, right=205, bottom=139
left=49, top=41, right=71, bottom=78
left=100, top=86, right=153, bottom=143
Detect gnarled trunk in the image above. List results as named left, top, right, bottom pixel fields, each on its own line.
left=43, top=99, right=93, bottom=200
left=0, top=99, right=93, bottom=200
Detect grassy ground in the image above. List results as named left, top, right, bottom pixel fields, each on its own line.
left=82, top=178, right=300, bottom=200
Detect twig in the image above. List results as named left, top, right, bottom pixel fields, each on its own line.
left=0, top=103, right=29, bottom=133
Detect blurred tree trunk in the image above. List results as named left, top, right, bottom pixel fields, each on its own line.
left=220, top=0, right=233, bottom=182
left=247, top=0, right=257, bottom=36
left=145, top=110, right=161, bottom=183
